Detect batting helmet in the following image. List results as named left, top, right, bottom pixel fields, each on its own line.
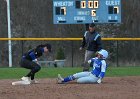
left=98, top=49, right=108, bottom=59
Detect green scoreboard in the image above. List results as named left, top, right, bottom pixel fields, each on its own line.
left=53, top=0, right=121, bottom=24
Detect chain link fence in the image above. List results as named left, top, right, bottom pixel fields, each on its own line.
left=0, top=39, right=140, bottom=67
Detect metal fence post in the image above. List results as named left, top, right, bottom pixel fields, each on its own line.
left=21, top=41, right=24, bottom=56
left=116, top=41, right=119, bottom=67
left=71, top=41, right=74, bottom=67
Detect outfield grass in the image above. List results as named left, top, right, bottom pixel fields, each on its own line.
left=0, top=67, right=140, bottom=79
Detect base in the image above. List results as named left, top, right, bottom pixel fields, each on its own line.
left=12, top=80, right=30, bottom=85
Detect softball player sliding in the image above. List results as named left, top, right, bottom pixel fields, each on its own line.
left=57, top=49, right=108, bottom=84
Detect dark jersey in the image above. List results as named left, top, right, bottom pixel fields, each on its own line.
left=22, top=47, right=44, bottom=61
left=81, top=31, right=102, bottom=51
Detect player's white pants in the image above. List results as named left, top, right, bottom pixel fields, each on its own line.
left=73, top=72, right=99, bottom=83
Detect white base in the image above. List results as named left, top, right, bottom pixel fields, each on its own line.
left=12, top=80, right=30, bottom=85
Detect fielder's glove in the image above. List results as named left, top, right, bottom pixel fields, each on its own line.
left=33, top=59, right=41, bottom=66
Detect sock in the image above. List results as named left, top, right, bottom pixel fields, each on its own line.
left=63, top=75, right=75, bottom=82
left=31, top=73, right=35, bottom=80
left=26, top=71, right=35, bottom=80
left=25, top=72, right=35, bottom=81
left=26, top=72, right=31, bottom=77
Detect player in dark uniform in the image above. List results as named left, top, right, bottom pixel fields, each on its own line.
left=20, top=43, right=51, bottom=84
left=79, top=23, right=102, bottom=71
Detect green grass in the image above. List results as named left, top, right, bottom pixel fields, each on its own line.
left=0, top=67, right=140, bottom=79
left=106, top=67, right=140, bottom=77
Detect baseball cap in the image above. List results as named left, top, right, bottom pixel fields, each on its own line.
left=89, top=23, right=95, bottom=27
left=45, top=43, right=52, bottom=52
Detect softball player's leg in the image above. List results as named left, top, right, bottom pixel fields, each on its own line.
left=20, top=59, right=41, bottom=81
left=77, top=73, right=99, bottom=83
left=73, top=72, right=91, bottom=79
left=58, top=72, right=91, bottom=83
left=83, top=50, right=94, bottom=71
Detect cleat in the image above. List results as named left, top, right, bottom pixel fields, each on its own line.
left=57, top=74, right=64, bottom=84
left=21, top=76, right=31, bottom=82
left=30, top=80, right=39, bottom=84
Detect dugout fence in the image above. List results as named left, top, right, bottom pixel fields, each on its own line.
left=0, top=38, right=140, bottom=67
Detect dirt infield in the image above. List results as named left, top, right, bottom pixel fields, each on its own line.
left=0, top=76, right=140, bottom=99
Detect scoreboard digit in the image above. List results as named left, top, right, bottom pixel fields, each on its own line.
left=53, top=0, right=121, bottom=24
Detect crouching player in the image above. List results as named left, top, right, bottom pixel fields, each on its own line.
left=57, top=49, right=108, bottom=84
left=12, top=43, right=51, bottom=85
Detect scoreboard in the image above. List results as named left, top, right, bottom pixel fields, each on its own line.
left=53, top=0, right=121, bottom=24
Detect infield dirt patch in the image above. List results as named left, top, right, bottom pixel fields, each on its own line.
left=0, top=76, right=140, bottom=99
